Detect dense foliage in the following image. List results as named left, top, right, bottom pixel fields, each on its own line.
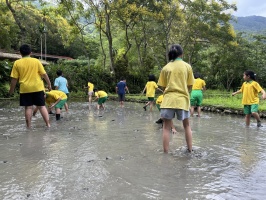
left=0, top=0, right=266, bottom=98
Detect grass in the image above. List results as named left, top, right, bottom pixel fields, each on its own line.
left=5, top=89, right=266, bottom=111
left=203, top=90, right=266, bottom=111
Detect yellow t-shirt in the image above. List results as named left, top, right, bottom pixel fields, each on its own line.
left=95, top=91, right=108, bottom=98
left=192, top=78, right=206, bottom=90
left=45, top=90, right=67, bottom=106
left=156, top=95, right=164, bottom=105
left=145, top=81, right=158, bottom=97
left=10, top=57, right=47, bottom=93
left=158, top=59, right=194, bottom=111
left=240, top=81, right=262, bottom=105
left=88, top=82, right=94, bottom=92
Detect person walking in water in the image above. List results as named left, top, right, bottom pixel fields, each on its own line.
left=142, top=74, right=163, bottom=111
left=157, top=44, right=194, bottom=153
left=86, top=79, right=94, bottom=104
left=9, top=44, right=52, bottom=128
left=232, top=70, right=266, bottom=127
left=190, top=72, right=206, bottom=117
left=54, top=70, right=69, bottom=112
left=116, top=77, right=129, bottom=107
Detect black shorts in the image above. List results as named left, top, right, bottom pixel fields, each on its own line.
left=118, top=93, right=125, bottom=101
left=20, top=91, right=45, bottom=106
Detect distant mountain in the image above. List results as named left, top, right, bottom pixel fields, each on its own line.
left=230, top=16, right=266, bottom=34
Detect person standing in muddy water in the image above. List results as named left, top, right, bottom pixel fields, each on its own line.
left=141, top=74, right=163, bottom=111
left=9, top=44, right=52, bottom=129
left=54, top=70, right=69, bottom=112
left=116, top=77, right=130, bottom=108
left=86, top=79, right=94, bottom=105
left=45, top=90, right=68, bottom=120
left=93, top=89, right=108, bottom=110
left=190, top=72, right=206, bottom=117
left=232, top=70, right=266, bottom=127
left=157, top=44, right=194, bottom=153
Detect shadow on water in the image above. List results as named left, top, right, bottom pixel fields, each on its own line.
left=0, top=100, right=266, bottom=199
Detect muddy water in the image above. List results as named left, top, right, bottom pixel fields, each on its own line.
left=0, top=100, right=266, bottom=200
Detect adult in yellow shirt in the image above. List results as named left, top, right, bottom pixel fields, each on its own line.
left=94, top=89, right=108, bottom=110
left=190, top=72, right=206, bottom=117
left=141, top=74, right=163, bottom=111
left=9, top=44, right=52, bottom=128
left=232, top=70, right=266, bottom=127
left=45, top=90, right=68, bottom=120
left=158, top=44, right=194, bottom=153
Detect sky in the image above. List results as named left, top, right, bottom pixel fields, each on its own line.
left=227, top=0, right=266, bottom=17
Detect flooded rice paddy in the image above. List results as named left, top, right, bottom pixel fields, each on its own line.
left=0, top=100, right=266, bottom=200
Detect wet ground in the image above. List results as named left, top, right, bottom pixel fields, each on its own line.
left=0, top=100, right=266, bottom=200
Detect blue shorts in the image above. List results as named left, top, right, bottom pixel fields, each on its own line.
left=118, top=93, right=125, bottom=101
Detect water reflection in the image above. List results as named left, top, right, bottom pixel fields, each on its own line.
left=0, top=101, right=266, bottom=199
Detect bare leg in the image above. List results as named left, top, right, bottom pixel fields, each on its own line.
left=149, top=101, right=154, bottom=111
left=143, top=101, right=150, bottom=111
left=190, top=106, right=194, bottom=117
left=252, top=112, right=262, bottom=127
left=197, top=106, right=201, bottom=117
left=162, top=118, right=172, bottom=153
left=25, top=106, right=33, bottom=128
left=38, top=106, right=50, bottom=127
left=64, top=102, right=69, bottom=112
left=182, top=118, right=192, bottom=152
left=33, top=106, right=38, bottom=116
left=171, top=120, right=177, bottom=134
left=89, top=95, right=92, bottom=104
left=245, top=114, right=251, bottom=126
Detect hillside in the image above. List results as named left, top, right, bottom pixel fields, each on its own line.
left=230, top=16, right=266, bottom=34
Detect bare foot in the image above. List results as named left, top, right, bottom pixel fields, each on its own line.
left=172, top=128, right=177, bottom=134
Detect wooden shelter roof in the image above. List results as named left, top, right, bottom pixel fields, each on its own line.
left=0, top=52, right=49, bottom=65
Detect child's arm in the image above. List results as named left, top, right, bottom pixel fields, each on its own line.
left=156, top=87, right=164, bottom=93
left=188, top=85, right=192, bottom=92
left=232, top=90, right=241, bottom=96
left=49, top=98, right=61, bottom=109
left=125, top=86, right=130, bottom=94
left=141, top=86, right=146, bottom=94
left=261, top=89, right=266, bottom=100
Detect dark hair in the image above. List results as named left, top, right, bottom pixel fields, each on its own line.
left=194, top=72, right=201, bottom=79
left=120, top=77, right=125, bottom=81
left=244, top=70, right=256, bottom=80
left=56, top=70, right=62, bottom=76
left=168, top=44, right=183, bottom=61
left=148, top=74, right=156, bottom=81
left=19, top=44, right=31, bottom=56
left=93, top=88, right=98, bottom=92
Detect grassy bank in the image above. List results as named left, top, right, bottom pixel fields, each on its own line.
left=3, top=90, right=266, bottom=111
left=105, top=90, right=266, bottom=111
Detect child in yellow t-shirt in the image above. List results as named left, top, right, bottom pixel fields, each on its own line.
left=190, top=72, right=206, bottom=117
left=158, top=44, right=194, bottom=153
left=141, top=74, right=163, bottom=111
left=93, top=89, right=108, bottom=110
left=232, top=70, right=266, bottom=127
left=45, top=90, right=68, bottom=120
